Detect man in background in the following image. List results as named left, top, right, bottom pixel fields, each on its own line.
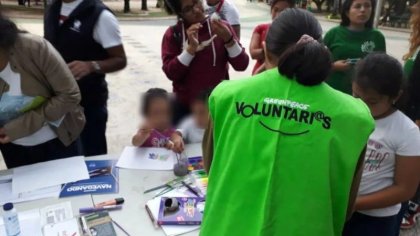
left=44, top=0, right=127, bottom=156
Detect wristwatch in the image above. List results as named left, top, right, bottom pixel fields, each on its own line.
left=91, top=61, right=101, bottom=73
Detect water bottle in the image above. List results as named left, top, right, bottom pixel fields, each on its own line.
left=2, top=203, right=21, bottom=236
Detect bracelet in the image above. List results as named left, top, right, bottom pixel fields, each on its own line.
left=224, top=35, right=234, bottom=45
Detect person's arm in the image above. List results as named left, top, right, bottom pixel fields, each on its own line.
left=346, top=148, right=366, bottom=220
left=225, top=3, right=241, bottom=39
left=212, top=21, right=249, bottom=72
left=323, top=28, right=350, bottom=72
left=2, top=38, right=81, bottom=141
left=231, top=25, right=240, bottom=40
left=355, top=155, right=420, bottom=210
left=132, top=123, right=152, bottom=147
left=162, top=26, right=196, bottom=82
left=67, top=11, right=127, bottom=80
left=203, top=118, right=214, bottom=174
left=249, top=26, right=264, bottom=61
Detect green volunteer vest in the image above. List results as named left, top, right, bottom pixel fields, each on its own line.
left=200, top=69, right=374, bottom=236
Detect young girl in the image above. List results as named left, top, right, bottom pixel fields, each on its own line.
left=132, top=88, right=180, bottom=150
left=249, top=0, right=295, bottom=75
left=343, top=53, right=420, bottom=236
left=324, top=0, right=386, bottom=94
left=177, top=90, right=211, bottom=144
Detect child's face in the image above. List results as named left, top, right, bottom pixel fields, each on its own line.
left=352, top=82, right=394, bottom=118
left=146, top=98, right=172, bottom=130
left=192, top=100, right=209, bottom=129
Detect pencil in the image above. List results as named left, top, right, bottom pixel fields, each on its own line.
left=181, top=181, right=200, bottom=197
left=112, top=219, right=131, bottom=236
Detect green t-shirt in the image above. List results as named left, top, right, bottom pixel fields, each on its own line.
left=404, top=48, right=419, bottom=77
left=200, top=69, right=374, bottom=236
left=324, top=26, right=386, bottom=94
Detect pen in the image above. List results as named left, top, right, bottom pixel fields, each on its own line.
left=112, top=219, right=131, bottom=236
left=79, top=205, right=123, bottom=214
left=181, top=181, right=200, bottom=197
left=145, top=204, right=158, bottom=228
left=95, top=198, right=125, bottom=208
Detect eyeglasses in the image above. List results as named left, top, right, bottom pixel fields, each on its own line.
left=181, top=0, right=202, bottom=15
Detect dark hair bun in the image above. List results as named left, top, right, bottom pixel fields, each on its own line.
left=278, top=41, right=332, bottom=86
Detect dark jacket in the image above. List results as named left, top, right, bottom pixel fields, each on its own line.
left=44, top=0, right=110, bottom=107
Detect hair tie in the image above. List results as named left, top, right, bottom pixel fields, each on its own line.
left=296, top=34, right=315, bottom=45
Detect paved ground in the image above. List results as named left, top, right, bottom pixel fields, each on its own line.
left=1, top=0, right=418, bottom=234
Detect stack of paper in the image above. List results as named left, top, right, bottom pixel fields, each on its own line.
left=0, top=175, right=61, bottom=205
left=0, top=156, right=90, bottom=205
left=117, top=147, right=177, bottom=170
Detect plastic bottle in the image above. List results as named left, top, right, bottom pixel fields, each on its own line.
left=2, top=203, right=21, bottom=236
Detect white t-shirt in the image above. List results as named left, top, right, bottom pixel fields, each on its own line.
left=177, top=117, right=205, bottom=144
left=358, top=110, right=420, bottom=217
left=205, top=0, right=240, bottom=26
left=60, top=0, right=122, bottom=49
left=0, top=64, right=57, bottom=146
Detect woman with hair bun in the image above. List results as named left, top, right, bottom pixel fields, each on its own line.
left=201, top=8, right=375, bottom=236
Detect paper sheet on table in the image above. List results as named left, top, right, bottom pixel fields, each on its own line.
left=39, top=202, right=74, bottom=226
left=0, top=209, right=42, bottom=236
left=0, top=176, right=60, bottom=205
left=12, top=156, right=89, bottom=194
left=146, top=192, right=200, bottom=236
left=117, top=146, right=176, bottom=170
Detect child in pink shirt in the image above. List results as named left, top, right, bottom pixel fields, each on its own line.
left=132, top=88, right=180, bottom=150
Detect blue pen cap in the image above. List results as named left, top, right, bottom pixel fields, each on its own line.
left=3, top=203, right=14, bottom=211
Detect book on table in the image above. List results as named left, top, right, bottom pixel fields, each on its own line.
left=157, top=197, right=205, bottom=226
left=60, top=160, right=119, bottom=198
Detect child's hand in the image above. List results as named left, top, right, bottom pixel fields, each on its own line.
left=132, top=123, right=152, bottom=146
left=171, top=133, right=185, bottom=153
left=165, top=140, right=175, bottom=150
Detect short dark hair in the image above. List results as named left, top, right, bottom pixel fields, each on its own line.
left=354, top=53, right=403, bottom=98
left=270, top=0, right=296, bottom=9
left=0, top=13, right=19, bottom=51
left=141, top=88, right=171, bottom=115
left=265, top=8, right=332, bottom=86
left=340, top=0, right=376, bottom=28
left=194, top=89, right=213, bottom=103
left=164, top=0, right=183, bottom=16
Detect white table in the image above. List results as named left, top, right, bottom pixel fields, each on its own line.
left=1, top=144, right=203, bottom=236
left=90, top=144, right=202, bottom=236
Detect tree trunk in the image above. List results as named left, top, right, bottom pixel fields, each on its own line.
left=156, top=0, right=163, bottom=8
left=141, top=0, right=148, bottom=11
left=124, top=0, right=130, bottom=13
left=313, top=0, right=325, bottom=12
